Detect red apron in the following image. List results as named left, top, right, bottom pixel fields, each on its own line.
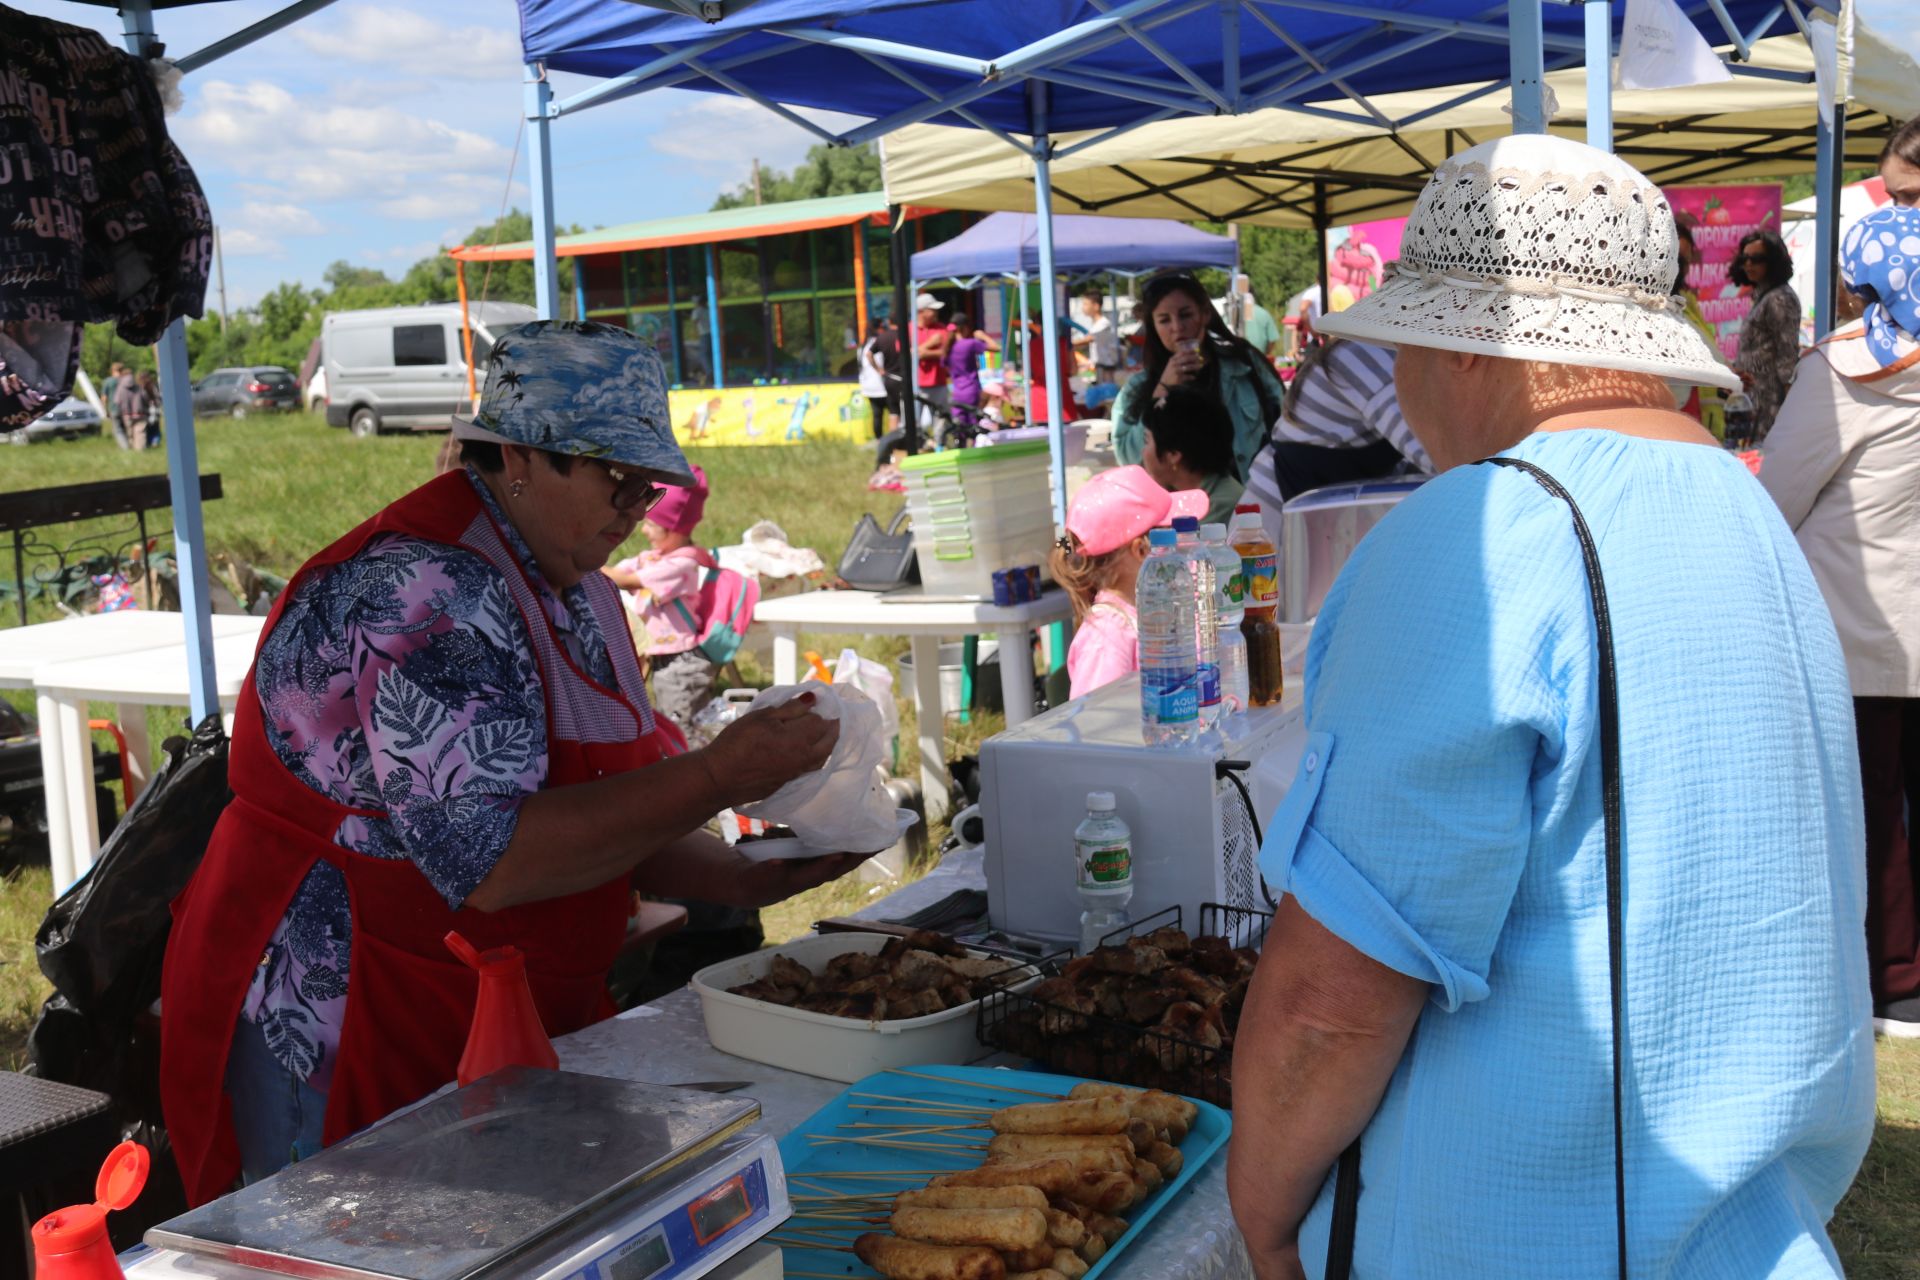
left=161, top=471, right=683, bottom=1207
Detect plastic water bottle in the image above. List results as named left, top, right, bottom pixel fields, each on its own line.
left=1074, top=791, right=1133, bottom=955
left=1204, top=522, right=1249, bottom=717
left=1137, top=527, right=1199, bottom=747
left=1723, top=388, right=1755, bottom=449
left=1173, top=517, right=1221, bottom=731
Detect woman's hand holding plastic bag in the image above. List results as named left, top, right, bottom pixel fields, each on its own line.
left=699, top=692, right=840, bottom=808
left=736, top=683, right=899, bottom=853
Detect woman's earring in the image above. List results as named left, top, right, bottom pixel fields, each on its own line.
left=509, top=478, right=527, bottom=499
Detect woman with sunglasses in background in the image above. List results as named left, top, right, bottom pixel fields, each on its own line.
left=1730, top=229, right=1802, bottom=444
left=1112, top=273, right=1284, bottom=488
left=161, top=322, right=864, bottom=1204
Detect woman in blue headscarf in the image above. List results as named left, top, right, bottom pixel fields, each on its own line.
left=1761, top=203, right=1920, bottom=1039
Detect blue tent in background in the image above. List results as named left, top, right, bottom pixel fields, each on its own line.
left=912, top=212, right=1238, bottom=282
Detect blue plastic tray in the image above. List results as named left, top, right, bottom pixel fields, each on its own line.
left=773, top=1064, right=1231, bottom=1279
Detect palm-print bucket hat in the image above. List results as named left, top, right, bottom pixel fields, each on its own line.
left=451, top=320, right=695, bottom=485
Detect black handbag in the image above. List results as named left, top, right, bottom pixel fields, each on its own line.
left=1325, top=456, right=1629, bottom=1280
left=837, top=508, right=920, bottom=592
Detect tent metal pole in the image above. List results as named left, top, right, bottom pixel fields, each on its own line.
left=1813, top=105, right=1845, bottom=335
left=1585, top=0, right=1613, bottom=150
left=525, top=65, right=561, bottom=319
left=1031, top=85, right=1069, bottom=528
left=1508, top=0, right=1548, bottom=134
left=1018, top=269, right=1032, bottom=423
left=1315, top=181, right=1330, bottom=326
left=706, top=244, right=724, bottom=389
left=890, top=205, right=918, bottom=452
left=121, top=0, right=217, bottom=727
left=173, top=0, right=340, bottom=74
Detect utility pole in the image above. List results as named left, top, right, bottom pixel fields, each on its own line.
left=213, top=225, right=229, bottom=333
left=751, top=158, right=763, bottom=206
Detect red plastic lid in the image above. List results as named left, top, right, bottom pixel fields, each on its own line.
left=32, top=1142, right=147, bottom=1257
left=445, top=930, right=524, bottom=973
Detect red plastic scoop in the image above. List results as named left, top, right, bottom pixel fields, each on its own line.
left=32, top=1141, right=149, bottom=1279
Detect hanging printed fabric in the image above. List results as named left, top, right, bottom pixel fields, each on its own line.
left=1615, top=0, right=1732, bottom=91
left=0, top=3, right=211, bottom=426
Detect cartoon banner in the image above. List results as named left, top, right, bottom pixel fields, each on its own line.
left=1664, top=184, right=1784, bottom=363
left=670, top=383, right=873, bottom=448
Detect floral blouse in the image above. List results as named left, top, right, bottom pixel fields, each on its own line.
left=1734, top=284, right=1803, bottom=443
left=243, top=470, right=615, bottom=1089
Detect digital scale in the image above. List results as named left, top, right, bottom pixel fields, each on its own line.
left=128, top=1068, right=789, bottom=1280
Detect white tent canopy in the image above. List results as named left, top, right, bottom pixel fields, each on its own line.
left=882, top=38, right=1889, bottom=230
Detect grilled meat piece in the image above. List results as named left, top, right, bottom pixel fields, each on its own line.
left=888, top=987, right=949, bottom=1019
left=726, top=978, right=801, bottom=1005
left=768, top=954, right=816, bottom=993
left=1086, top=944, right=1168, bottom=976
left=796, top=990, right=888, bottom=1020
left=893, top=949, right=957, bottom=992
left=1164, top=966, right=1228, bottom=1008
left=902, top=928, right=969, bottom=958
left=1141, top=927, right=1190, bottom=956
left=823, top=951, right=882, bottom=985
left=1121, top=985, right=1184, bottom=1025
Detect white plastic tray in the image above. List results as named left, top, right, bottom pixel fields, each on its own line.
left=732, top=808, right=918, bottom=862
left=691, top=932, right=1042, bottom=1082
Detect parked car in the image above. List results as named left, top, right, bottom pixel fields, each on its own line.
left=192, top=366, right=299, bottom=418
left=7, top=396, right=102, bottom=444
left=323, top=301, right=536, bottom=437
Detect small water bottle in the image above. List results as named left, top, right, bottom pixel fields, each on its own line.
left=1203, top=522, right=1248, bottom=717
left=1137, top=528, right=1199, bottom=747
left=1173, top=517, right=1221, bottom=731
left=1074, top=791, right=1133, bottom=955
left=1723, top=388, right=1754, bottom=449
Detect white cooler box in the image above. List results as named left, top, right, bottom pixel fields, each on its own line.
left=979, top=675, right=1308, bottom=946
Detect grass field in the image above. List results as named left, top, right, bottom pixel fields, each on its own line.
left=1, top=416, right=1917, bottom=1271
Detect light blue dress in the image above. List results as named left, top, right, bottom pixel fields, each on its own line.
left=1258, top=430, right=1874, bottom=1278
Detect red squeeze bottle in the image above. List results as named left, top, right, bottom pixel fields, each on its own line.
left=446, top=930, right=559, bottom=1085
left=32, top=1141, right=149, bottom=1280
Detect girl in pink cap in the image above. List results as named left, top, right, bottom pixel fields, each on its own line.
left=606, top=463, right=719, bottom=731
left=1051, top=466, right=1205, bottom=700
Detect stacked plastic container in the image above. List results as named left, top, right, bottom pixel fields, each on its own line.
left=900, top=440, right=1056, bottom=598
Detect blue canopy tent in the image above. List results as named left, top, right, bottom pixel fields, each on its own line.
left=911, top=211, right=1239, bottom=281
left=512, top=0, right=1827, bottom=526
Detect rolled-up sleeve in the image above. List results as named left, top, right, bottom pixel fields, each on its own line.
left=1257, top=468, right=1585, bottom=1010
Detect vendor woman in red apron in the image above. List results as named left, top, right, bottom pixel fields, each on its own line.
left=163, top=321, right=860, bottom=1205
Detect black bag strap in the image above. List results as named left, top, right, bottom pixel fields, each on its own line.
left=1325, top=455, right=1627, bottom=1280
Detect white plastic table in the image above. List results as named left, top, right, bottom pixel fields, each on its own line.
left=27, top=616, right=265, bottom=893
left=752, top=589, right=1073, bottom=819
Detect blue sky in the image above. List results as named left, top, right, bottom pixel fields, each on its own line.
left=14, top=0, right=853, bottom=308
left=14, top=0, right=1912, bottom=310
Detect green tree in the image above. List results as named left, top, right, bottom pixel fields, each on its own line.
left=712, top=143, right=883, bottom=210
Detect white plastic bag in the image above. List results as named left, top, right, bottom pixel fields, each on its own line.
left=829, top=648, right=899, bottom=744
left=736, top=683, right=898, bottom=853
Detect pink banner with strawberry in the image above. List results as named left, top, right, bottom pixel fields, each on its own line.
left=1665, top=184, right=1783, bottom=364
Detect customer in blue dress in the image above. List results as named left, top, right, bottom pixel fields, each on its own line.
left=1228, top=134, right=1873, bottom=1280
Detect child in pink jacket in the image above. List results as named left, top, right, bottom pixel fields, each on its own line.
left=606, top=464, right=717, bottom=732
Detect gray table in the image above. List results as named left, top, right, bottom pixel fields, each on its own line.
left=552, top=849, right=1253, bottom=1280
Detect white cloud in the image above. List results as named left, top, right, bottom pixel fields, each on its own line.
left=177, top=80, right=518, bottom=228
left=236, top=201, right=324, bottom=235
left=219, top=228, right=284, bottom=257
left=292, top=4, right=521, bottom=82
left=645, top=93, right=864, bottom=183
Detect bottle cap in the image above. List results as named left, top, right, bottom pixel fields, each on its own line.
left=1235, top=503, right=1260, bottom=515
left=1171, top=516, right=1199, bottom=533
left=31, top=1141, right=148, bottom=1264
left=1200, top=522, right=1227, bottom=541
left=1148, top=527, right=1178, bottom=547
left=1087, top=791, right=1116, bottom=811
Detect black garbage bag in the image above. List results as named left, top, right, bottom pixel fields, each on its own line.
left=26, top=713, right=229, bottom=1242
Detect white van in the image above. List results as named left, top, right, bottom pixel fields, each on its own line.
left=322, top=302, right=538, bottom=437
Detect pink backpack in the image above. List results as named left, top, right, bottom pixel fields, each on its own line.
left=673, top=564, right=759, bottom=665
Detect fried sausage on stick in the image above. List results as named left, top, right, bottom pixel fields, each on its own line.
left=935, top=1158, right=1080, bottom=1198
left=896, top=1186, right=1048, bottom=1213
left=889, top=1207, right=1048, bottom=1252
left=853, top=1233, right=1005, bottom=1280
left=989, top=1097, right=1129, bottom=1135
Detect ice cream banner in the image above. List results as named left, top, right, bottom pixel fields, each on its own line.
left=668, top=383, right=874, bottom=449
left=1664, top=184, right=1783, bottom=364
left=1324, top=217, right=1408, bottom=313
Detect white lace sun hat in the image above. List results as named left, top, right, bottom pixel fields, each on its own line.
left=1316, top=134, right=1741, bottom=392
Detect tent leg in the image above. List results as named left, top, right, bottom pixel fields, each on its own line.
left=1314, top=182, right=1330, bottom=327
left=1813, top=106, right=1846, bottom=336
left=525, top=64, right=560, bottom=320
left=1031, top=85, right=1068, bottom=529
left=890, top=205, right=918, bottom=453
left=706, top=244, right=724, bottom=389
left=1585, top=0, right=1612, bottom=149
left=121, top=1, right=216, bottom=727
left=156, top=320, right=218, bottom=726
left=1017, top=269, right=1031, bottom=423
left=1508, top=0, right=1548, bottom=134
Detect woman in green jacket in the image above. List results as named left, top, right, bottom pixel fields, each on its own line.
left=1113, top=273, right=1284, bottom=484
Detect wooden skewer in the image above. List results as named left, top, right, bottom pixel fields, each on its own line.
left=766, top=1236, right=856, bottom=1253
left=804, top=1135, right=980, bottom=1154
left=882, top=1067, right=1067, bottom=1099
left=791, top=1191, right=897, bottom=1203
left=789, top=1169, right=959, bottom=1179
left=837, top=1121, right=979, bottom=1133
left=849, top=1092, right=995, bottom=1113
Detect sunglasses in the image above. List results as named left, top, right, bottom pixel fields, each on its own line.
left=586, top=458, right=666, bottom=514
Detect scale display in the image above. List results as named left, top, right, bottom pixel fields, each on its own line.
left=604, top=1231, right=671, bottom=1280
